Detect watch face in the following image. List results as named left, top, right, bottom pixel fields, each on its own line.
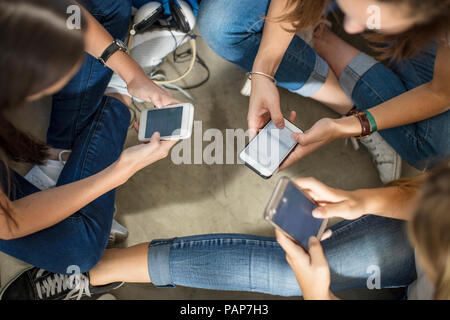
left=115, top=39, right=127, bottom=51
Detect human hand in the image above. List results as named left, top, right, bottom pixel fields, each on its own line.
left=119, top=128, right=178, bottom=177
left=248, top=75, right=284, bottom=139
left=126, top=71, right=180, bottom=108
left=293, top=177, right=368, bottom=220
left=276, top=229, right=334, bottom=300
left=279, top=118, right=340, bottom=170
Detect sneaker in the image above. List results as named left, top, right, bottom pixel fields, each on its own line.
left=359, top=132, right=402, bottom=184
left=240, top=77, right=252, bottom=97
left=107, top=219, right=129, bottom=248
left=96, top=293, right=117, bottom=300
left=24, top=150, right=70, bottom=190
left=0, top=267, right=123, bottom=300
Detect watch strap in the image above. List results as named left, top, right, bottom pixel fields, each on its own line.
left=349, top=108, right=371, bottom=138
left=98, top=40, right=126, bottom=66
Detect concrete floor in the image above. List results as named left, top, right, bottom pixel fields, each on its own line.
left=2, top=35, right=417, bottom=300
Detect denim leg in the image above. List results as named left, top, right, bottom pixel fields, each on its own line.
left=148, top=215, right=416, bottom=297
left=340, top=43, right=450, bottom=169
left=197, top=0, right=329, bottom=97
left=0, top=98, right=130, bottom=274
left=47, top=0, right=132, bottom=149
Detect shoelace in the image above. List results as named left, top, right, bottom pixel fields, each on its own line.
left=35, top=269, right=91, bottom=300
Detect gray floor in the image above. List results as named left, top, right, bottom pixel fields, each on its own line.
left=3, top=35, right=417, bottom=300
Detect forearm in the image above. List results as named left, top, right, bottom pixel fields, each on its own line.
left=334, top=44, right=450, bottom=137
left=79, top=4, right=145, bottom=84
left=331, top=83, right=449, bottom=138
left=7, top=159, right=134, bottom=239
left=369, top=83, right=450, bottom=131
left=252, top=0, right=295, bottom=75
left=354, top=186, right=420, bottom=220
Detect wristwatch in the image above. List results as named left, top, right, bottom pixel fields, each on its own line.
left=98, top=39, right=127, bottom=66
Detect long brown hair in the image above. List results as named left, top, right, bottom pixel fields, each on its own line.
left=409, top=161, right=450, bottom=300
left=276, top=0, right=450, bottom=60
left=0, top=0, right=85, bottom=225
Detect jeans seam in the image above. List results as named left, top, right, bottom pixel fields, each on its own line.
left=73, top=59, right=97, bottom=143
left=78, top=97, right=107, bottom=180
left=328, top=215, right=374, bottom=238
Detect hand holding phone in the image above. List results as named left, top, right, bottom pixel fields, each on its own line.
left=264, top=177, right=328, bottom=248
left=138, top=103, right=194, bottom=141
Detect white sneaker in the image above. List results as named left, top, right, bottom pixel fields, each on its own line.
left=359, top=132, right=402, bottom=184
left=24, top=150, right=70, bottom=190
left=108, top=219, right=129, bottom=248
left=240, top=77, right=252, bottom=97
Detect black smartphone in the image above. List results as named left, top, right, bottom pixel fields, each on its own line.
left=264, top=177, right=327, bottom=248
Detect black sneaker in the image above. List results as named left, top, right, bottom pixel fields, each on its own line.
left=0, top=267, right=123, bottom=300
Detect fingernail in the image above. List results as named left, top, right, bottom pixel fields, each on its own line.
left=312, top=209, right=322, bottom=218
left=309, top=236, right=318, bottom=245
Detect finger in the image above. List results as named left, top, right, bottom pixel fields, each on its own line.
left=308, top=236, right=328, bottom=267
left=269, top=105, right=285, bottom=129
left=312, top=201, right=349, bottom=219
left=291, top=129, right=320, bottom=146
left=133, top=122, right=139, bottom=133
left=160, top=138, right=179, bottom=150
left=275, top=229, right=309, bottom=261
left=279, top=140, right=326, bottom=171
left=288, top=111, right=297, bottom=123
left=247, top=115, right=264, bottom=140
left=161, top=95, right=180, bottom=107
left=151, top=97, right=163, bottom=108
left=149, top=131, right=161, bottom=144
left=293, top=178, right=344, bottom=203
left=320, top=229, right=333, bottom=241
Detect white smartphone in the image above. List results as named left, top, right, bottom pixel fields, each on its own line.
left=138, top=103, right=194, bottom=141
left=239, top=119, right=302, bottom=179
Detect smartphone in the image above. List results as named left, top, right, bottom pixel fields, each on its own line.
left=138, top=103, right=194, bottom=141
left=264, top=177, right=328, bottom=248
left=238, top=119, right=302, bottom=179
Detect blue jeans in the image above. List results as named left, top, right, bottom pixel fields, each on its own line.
left=0, top=0, right=132, bottom=274
left=148, top=215, right=417, bottom=297
left=197, top=0, right=450, bottom=170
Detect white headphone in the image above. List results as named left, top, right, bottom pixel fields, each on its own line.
left=128, top=0, right=197, bottom=85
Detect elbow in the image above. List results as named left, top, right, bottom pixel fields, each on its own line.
left=0, top=228, right=14, bottom=241
left=429, top=82, right=450, bottom=110
left=0, top=215, right=15, bottom=241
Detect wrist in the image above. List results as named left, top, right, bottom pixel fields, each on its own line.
left=108, top=51, right=144, bottom=85
left=253, top=54, right=280, bottom=76
left=333, top=116, right=363, bottom=139
left=112, top=155, right=138, bottom=185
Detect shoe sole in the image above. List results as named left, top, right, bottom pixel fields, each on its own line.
left=0, top=266, right=34, bottom=300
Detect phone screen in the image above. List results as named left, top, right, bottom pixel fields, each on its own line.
left=271, top=182, right=323, bottom=248
left=245, top=121, right=297, bottom=173
left=145, top=107, right=183, bottom=138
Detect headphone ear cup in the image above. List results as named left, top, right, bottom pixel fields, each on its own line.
left=170, top=0, right=195, bottom=33
left=133, top=2, right=164, bottom=34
